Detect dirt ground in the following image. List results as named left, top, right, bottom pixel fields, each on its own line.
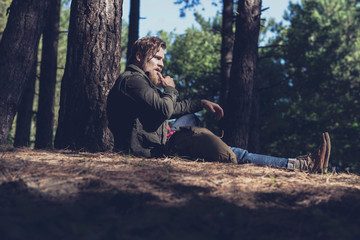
left=1, top=147, right=360, bottom=240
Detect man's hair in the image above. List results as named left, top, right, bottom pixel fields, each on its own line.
left=128, top=36, right=166, bottom=64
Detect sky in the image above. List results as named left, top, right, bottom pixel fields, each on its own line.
left=122, top=0, right=300, bottom=37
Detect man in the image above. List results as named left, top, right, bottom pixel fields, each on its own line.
left=107, top=36, right=331, bottom=173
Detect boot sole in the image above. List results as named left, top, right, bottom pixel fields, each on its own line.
left=311, top=133, right=326, bottom=173
left=323, top=132, right=331, bottom=173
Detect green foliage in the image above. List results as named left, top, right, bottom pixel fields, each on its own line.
left=165, top=13, right=222, bottom=99
left=174, top=0, right=221, bottom=17
left=174, top=0, right=201, bottom=17
left=53, top=2, right=71, bottom=135
left=164, top=13, right=222, bottom=130
left=121, top=20, right=128, bottom=70
left=0, top=0, right=12, bottom=40
left=57, top=3, right=70, bottom=75
left=258, top=0, right=360, bottom=172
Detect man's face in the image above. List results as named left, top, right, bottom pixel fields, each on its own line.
left=139, top=48, right=165, bottom=86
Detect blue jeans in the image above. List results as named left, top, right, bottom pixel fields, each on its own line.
left=173, top=114, right=288, bottom=167
left=229, top=147, right=288, bottom=167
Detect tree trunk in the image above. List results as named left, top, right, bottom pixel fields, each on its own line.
left=0, top=0, right=48, bottom=145
left=220, top=0, right=234, bottom=107
left=54, top=0, right=123, bottom=151
left=35, top=0, right=61, bottom=149
left=14, top=59, right=38, bottom=147
left=223, top=0, right=262, bottom=148
left=126, top=0, right=140, bottom=64
left=248, top=78, right=260, bottom=153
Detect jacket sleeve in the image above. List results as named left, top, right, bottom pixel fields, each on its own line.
left=171, top=99, right=203, bottom=119
left=124, top=74, right=179, bottom=119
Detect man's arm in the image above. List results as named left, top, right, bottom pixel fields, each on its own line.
left=125, top=74, right=178, bottom=119
left=157, top=73, right=224, bottom=120
left=200, top=99, right=224, bottom=120
left=171, top=99, right=224, bottom=120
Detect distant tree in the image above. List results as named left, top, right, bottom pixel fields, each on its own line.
left=126, top=0, right=140, bottom=65
left=222, top=0, right=262, bottom=148
left=0, top=0, right=49, bottom=145
left=35, top=0, right=61, bottom=149
left=14, top=58, right=38, bottom=147
left=54, top=0, right=123, bottom=151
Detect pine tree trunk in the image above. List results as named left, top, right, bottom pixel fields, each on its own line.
left=220, top=0, right=234, bottom=107
left=223, top=0, right=262, bottom=148
left=126, top=0, right=140, bottom=64
left=14, top=59, right=38, bottom=147
left=0, top=0, right=48, bottom=145
left=54, top=0, right=123, bottom=151
left=248, top=79, right=260, bottom=153
left=35, top=0, right=61, bottom=149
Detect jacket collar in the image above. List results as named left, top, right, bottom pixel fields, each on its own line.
left=127, top=64, right=146, bottom=76
left=126, top=64, right=158, bottom=88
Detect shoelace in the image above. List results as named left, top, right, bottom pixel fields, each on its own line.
left=296, top=153, right=311, bottom=171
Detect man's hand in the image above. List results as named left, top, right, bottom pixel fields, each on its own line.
left=201, top=99, right=224, bottom=120
left=157, top=72, right=175, bottom=88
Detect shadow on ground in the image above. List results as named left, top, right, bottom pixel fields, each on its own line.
left=1, top=179, right=359, bottom=240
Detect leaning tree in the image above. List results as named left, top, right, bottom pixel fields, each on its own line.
left=54, top=0, right=123, bottom=151
left=0, top=0, right=49, bottom=145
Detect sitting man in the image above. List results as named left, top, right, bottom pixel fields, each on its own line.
left=107, top=36, right=331, bottom=173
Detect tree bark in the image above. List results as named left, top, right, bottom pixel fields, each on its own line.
left=223, top=0, right=262, bottom=148
left=126, top=0, right=140, bottom=65
left=248, top=78, right=260, bottom=153
left=54, top=0, right=122, bottom=151
left=35, top=0, right=61, bottom=149
left=220, top=0, right=234, bottom=107
left=14, top=59, right=38, bottom=147
left=0, top=0, right=48, bottom=145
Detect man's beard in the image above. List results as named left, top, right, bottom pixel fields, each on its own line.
left=146, top=70, right=160, bottom=86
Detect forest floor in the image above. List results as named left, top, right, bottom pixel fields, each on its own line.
left=1, top=146, right=360, bottom=240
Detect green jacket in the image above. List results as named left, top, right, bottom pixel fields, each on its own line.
left=107, top=64, right=203, bottom=157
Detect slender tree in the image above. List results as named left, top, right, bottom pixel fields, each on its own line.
left=14, top=58, right=38, bottom=147
left=220, top=0, right=234, bottom=107
left=223, top=0, right=262, bottom=148
left=0, top=0, right=49, bottom=145
left=248, top=71, right=260, bottom=153
left=54, top=0, right=123, bottom=151
left=126, top=0, right=139, bottom=64
left=35, top=0, right=61, bottom=149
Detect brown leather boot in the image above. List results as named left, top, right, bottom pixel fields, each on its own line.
left=294, top=133, right=327, bottom=172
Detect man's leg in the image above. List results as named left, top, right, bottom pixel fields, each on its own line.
left=230, top=132, right=330, bottom=172
left=230, top=147, right=288, bottom=168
